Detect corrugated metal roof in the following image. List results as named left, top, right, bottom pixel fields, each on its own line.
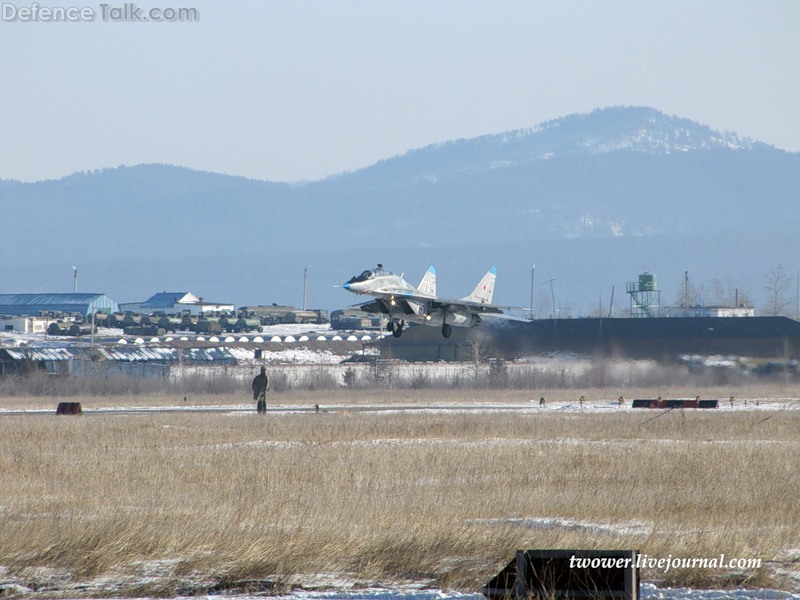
left=141, top=292, right=192, bottom=308
left=0, top=293, right=119, bottom=316
left=97, top=347, right=179, bottom=362
left=185, top=347, right=238, bottom=363
left=94, top=346, right=237, bottom=364
left=0, top=293, right=104, bottom=307
left=3, top=347, right=75, bottom=361
left=2, top=343, right=242, bottom=367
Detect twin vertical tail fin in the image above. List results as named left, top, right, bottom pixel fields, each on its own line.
left=417, top=265, right=437, bottom=297
left=463, top=267, right=496, bottom=304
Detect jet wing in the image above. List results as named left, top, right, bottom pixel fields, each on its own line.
left=366, top=289, right=518, bottom=313
left=355, top=293, right=429, bottom=316
left=354, top=299, right=385, bottom=313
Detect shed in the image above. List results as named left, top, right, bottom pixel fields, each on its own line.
left=0, top=347, right=74, bottom=376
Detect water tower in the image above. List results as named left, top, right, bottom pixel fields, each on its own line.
left=626, top=271, right=661, bottom=317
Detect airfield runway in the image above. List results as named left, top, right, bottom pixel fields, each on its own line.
left=2, top=397, right=797, bottom=418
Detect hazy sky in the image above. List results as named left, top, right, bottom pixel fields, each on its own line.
left=2, top=0, right=798, bottom=183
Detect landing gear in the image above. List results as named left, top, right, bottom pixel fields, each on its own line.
left=390, top=320, right=404, bottom=338
left=442, top=323, right=452, bottom=338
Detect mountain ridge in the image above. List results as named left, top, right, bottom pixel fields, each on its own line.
left=0, top=107, right=786, bottom=187
left=2, top=106, right=799, bottom=312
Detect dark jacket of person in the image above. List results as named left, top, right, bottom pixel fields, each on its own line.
left=252, top=367, right=269, bottom=399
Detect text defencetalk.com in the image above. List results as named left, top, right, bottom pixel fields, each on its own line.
left=2, top=2, right=199, bottom=22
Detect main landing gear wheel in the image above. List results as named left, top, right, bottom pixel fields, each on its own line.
left=391, top=321, right=404, bottom=338
left=441, top=323, right=452, bottom=338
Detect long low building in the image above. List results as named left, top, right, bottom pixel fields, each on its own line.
left=0, top=293, right=118, bottom=318
left=119, top=291, right=234, bottom=316
left=0, top=345, right=238, bottom=378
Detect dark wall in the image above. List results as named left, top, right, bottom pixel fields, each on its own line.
left=381, top=317, right=800, bottom=361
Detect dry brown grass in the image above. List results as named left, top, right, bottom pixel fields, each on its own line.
left=1, top=389, right=799, bottom=597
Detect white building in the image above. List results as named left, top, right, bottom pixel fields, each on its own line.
left=0, top=315, right=58, bottom=334
left=663, top=305, right=755, bottom=318
left=119, top=292, right=234, bottom=316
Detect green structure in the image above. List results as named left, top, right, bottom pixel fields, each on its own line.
left=626, top=271, right=660, bottom=317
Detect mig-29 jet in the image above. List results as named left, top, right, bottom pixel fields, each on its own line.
left=342, top=264, right=511, bottom=338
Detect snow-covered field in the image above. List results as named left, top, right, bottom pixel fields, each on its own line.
left=264, top=584, right=800, bottom=600
left=263, top=584, right=800, bottom=600
left=4, top=578, right=798, bottom=600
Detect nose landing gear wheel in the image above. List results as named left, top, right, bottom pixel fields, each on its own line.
left=442, top=323, right=452, bottom=338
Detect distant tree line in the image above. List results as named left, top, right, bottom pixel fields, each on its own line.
left=672, top=263, right=797, bottom=318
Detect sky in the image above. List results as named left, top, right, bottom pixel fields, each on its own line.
left=1, top=0, right=799, bottom=183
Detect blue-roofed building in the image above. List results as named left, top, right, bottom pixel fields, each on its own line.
left=144, top=292, right=198, bottom=308
left=119, top=292, right=234, bottom=315
left=0, top=293, right=118, bottom=318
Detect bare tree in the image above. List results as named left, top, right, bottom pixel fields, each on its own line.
left=533, top=290, right=552, bottom=319
left=675, top=275, right=705, bottom=307
left=710, top=278, right=727, bottom=305
left=710, top=278, right=753, bottom=307
left=763, top=264, right=793, bottom=316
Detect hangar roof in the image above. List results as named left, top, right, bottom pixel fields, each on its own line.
left=0, top=293, right=119, bottom=317
left=141, top=292, right=198, bottom=308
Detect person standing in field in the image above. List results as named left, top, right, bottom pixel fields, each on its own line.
left=252, top=366, right=269, bottom=414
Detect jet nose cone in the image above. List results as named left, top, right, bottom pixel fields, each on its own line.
left=343, top=281, right=351, bottom=290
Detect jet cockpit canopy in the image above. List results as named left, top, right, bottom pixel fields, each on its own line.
left=348, top=264, right=392, bottom=283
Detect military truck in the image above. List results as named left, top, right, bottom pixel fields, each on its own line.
left=239, top=305, right=329, bottom=325
left=193, top=318, right=222, bottom=335
left=47, top=321, right=94, bottom=336
left=330, top=308, right=384, bottom=330
left=234, top=317, right=261, bottom=333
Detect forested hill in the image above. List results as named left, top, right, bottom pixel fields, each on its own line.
left=3, top=106, right=799, bottom=312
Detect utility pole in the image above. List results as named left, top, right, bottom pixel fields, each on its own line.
left=684, top=270, right=689, bottom=307
left=303, top=265, right=310, bottom=310
left=608, top=285, right=615, bottom=318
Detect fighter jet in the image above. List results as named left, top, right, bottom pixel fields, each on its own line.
left=343, top=264, right=510, bottom=338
